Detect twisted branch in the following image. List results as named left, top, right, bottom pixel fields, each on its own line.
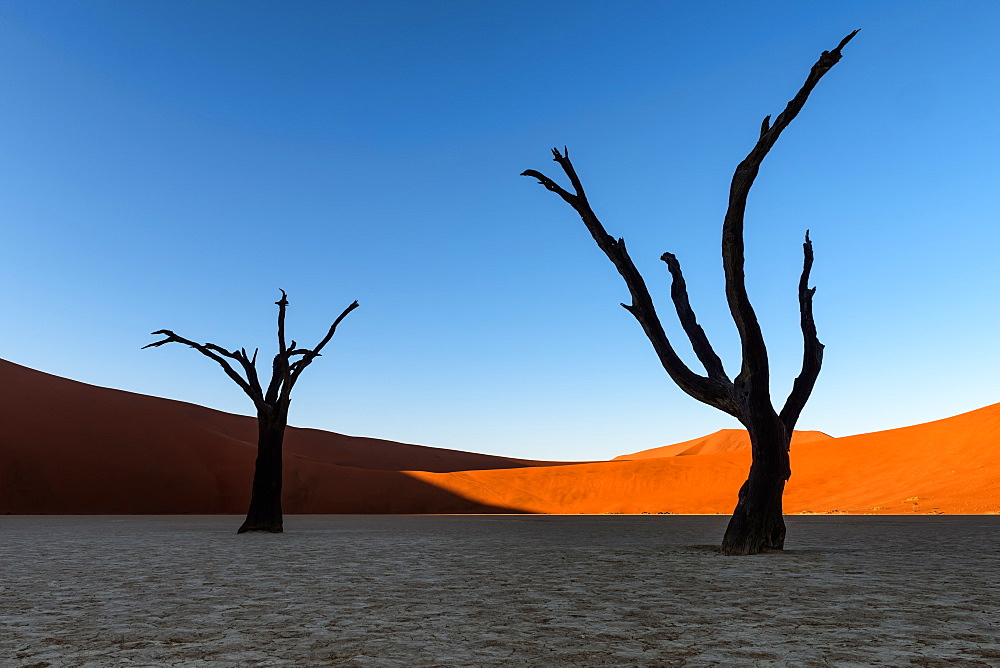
left=143, top=330, right=263, bottom=410
left=522, top=151, right=736, bottom=415
left=660, top=252, right=729, bottom=382
left=723, top=30, right=856, bottom=399
left=286, top=300, right=360, bottom=394
left=779, top=231, right=824, bottom=432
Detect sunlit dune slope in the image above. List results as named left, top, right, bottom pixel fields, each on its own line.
left=407, top=456, right=747, bottom=514
left=781, top=404, right=1000, bottom=514
left=613, top=429, right=832, bottom=460
left=2, top=358, right=998, bottom=515
left=415, top=406, right=1000, bottom=514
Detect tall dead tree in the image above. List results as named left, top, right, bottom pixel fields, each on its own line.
left=523, top=32, right=855, bottom=555
left=144, top=291, right=359, bottom=533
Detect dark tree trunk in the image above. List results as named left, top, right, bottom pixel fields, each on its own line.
left=238, top=408, right=287, bottom=534
left=721, top=413, right=791, bottom=555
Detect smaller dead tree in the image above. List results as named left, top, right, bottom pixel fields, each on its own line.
left=144, top=291, right=359, bottom=533
left=522, top=32, right=856, bottom=555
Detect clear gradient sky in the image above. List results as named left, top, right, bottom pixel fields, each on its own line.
left=1, top=1, right=998, bottom=461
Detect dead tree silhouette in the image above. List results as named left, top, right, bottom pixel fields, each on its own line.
left=522, top=32, right=856, bottom=555
left=144, top=291, right=359, bottom=533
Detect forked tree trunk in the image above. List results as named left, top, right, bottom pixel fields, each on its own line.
left=523, top=32, right=854, bottom=555
left=238, top=408, right=288, bottom=534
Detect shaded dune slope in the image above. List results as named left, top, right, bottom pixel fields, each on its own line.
left=2, top=359, right=998, bottom=515
left=0, top=360, right=553, bottom=514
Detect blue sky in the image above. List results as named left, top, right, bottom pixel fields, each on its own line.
left=2, top=1, right=998, bottom=461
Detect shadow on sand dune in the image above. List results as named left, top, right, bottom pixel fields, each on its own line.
left=0, top=359, right=536, bottom=514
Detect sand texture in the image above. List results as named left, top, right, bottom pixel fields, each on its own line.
left=2, top=358, right=999, bottom=515
left=2, top=515, right=999, bottom=666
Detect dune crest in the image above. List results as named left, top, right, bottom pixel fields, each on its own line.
left=613, top=429, right=833, bottom=460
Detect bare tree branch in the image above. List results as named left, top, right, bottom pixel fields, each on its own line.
left=312, top=301, right=361, bottom=356
left=275, top=290, right=289, bottom=356
left=519, top=169, right=576, bottom=206
left=264, top=352, right=284, bottom=405
left=522, top=151, right=735, bottom=415
left=287, top=300, right=360, bottom=392
left=263, top=291, right=296, bottom=405
left=660, top=252, right=730, bottom=383
left=723, top=29, right=856, bottom=399
left=759, top=115, right=771, bottom=138
left=236, top=347, right=264, bottom=400
left=779, top=230, right=824, bottom=432
left=277, top=290, right=291, bottom=394
left=143, top=330, right=262, bottom=408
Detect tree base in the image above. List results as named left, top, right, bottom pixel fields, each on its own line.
left=237, top=523, right=283, bottom=534
left=718, top=539, right=782, bottom=557
left=719, top=524, right=784, bottom=556
left=719, top=479, right=786, bottom=556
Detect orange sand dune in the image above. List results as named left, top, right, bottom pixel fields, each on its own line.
left=2, top=358, right=998, bottom=515
left=613, top=429, right=832, bottom=460
left=413, top=407, right=1000, bottom=514
left=0, top=359, right=564, bottom=514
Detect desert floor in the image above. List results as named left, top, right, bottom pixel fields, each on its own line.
left=2, top=515, right=999, bottom=667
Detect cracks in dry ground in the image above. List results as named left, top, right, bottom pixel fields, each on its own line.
left=0, top=515, right=997, bottom=666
